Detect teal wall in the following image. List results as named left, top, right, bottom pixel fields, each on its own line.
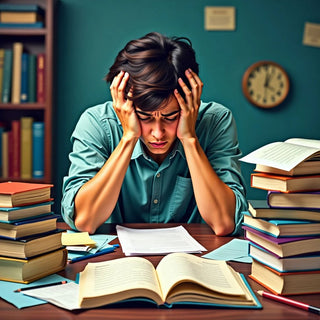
left=53, top=0, right=320, bottom=210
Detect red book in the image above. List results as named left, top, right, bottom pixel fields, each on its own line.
left=36, top=53, right=45, bottom=103
left=0, top=181, right=53, bottom=207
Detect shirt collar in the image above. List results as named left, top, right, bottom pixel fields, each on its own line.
left=131, top=139, right=186, bottom=161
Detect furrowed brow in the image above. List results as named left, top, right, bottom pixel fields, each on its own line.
left=160, top=110, right=180, bottom=117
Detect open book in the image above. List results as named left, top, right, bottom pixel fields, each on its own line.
left=77, top=252, right=261, bottom=309
left=240, top=138, right=320, bottom=174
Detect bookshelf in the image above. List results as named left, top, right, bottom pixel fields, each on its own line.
left=0, top=0, right=54, bottom=183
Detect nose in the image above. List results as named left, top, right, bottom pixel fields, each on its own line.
left=151, top=120, right=165, bottom=140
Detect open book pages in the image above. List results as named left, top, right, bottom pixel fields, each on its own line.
left=78, top=252, right=260, bottom=309
left=240, top=138, right=320, bottom=171
left=116, top=225, right=206, bottom=256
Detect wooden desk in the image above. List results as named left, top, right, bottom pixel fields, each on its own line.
left=1, top=223, right=319, bottom=320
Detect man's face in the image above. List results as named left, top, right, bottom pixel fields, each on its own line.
left=135, top=95, right=180, bottom=164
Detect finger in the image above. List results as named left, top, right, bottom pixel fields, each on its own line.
left=185, top=69, right=203, bottom=106
left=117, top=72, right=129, bottom=101
left=178, top=77, right=193, bottom=109
left=110, top=71, right=124, bottom=100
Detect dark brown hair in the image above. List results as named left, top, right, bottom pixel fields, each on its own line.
left=105, top=32, right=199, bottom=111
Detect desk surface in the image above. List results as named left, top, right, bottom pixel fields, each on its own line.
left=1, top=223, right=320, bottom=320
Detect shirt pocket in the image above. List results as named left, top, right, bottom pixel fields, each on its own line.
left=168, top=176, right=194, bottom=222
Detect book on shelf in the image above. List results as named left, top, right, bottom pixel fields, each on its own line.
left=255, top=160, right=320, bottom=176
left=1, top=49, right=12, bottom=103
left=267, top=190, right=320, bottom=209
left=20, top=53, right=29, bottom=103
left=0, top=48, right=4, bottom=99
left=243, top=212, right=320, bottom=237
left=77, top=252, right=261, bottom=309
left=243, top=225, right=320, bottom=257
left=28, top=54, right=37, bottom=103
left=251, top=172, right=320, bottom=193
left=248, top=199, right=320, bottom=221
left=0, top=4, right=45, bottom=13
left=0, top=214, right=58, bottom=239
left=0, top=6, right=44, bottom=24
left=11, top=119, right=21, bottom=178
left=0, top=22, right=43, bottom=28
left=0, top=247, right=67, bottom=283
left=240, top=138, right=320, bottom=173
left=0, top=228, right=63, bottom=259
left=37, top=53, right=45, bottom=103
left=0, top=200, right=53, bottom=222
left=0, top=125, right=3, bottom=173
left=20, top=117, right=33, bottom=179
left=1, top=131, right=8, bottom=178
left=0, top=181, right=53, bottom=207
left=11, top=42, right=23, bottom=104
left=32, top=122, right=44, bottom=178
left=250, top=259, right=320, bottom=295
left=249, top=243, right=320, bottom=272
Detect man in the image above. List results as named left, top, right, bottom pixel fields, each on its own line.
left=61, top=32, right=247, bottom=236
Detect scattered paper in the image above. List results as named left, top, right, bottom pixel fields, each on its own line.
left=22, top=282, right=80, bottom=310
left=116, top=225, right=207, bottom=256
left=62, top=231, right=96, bottom=246
left=202, top=239, right=252, bottom=263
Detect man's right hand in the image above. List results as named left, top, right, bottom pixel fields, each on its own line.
left=110, top=71, right=141, bottom=140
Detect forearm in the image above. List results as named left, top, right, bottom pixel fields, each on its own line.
left=181, top=137, right=236, bottom=236
left=74, top=136, right=138, bottom=233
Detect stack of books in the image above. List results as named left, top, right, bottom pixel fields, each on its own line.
left=0, top=181, right=67, bottom=283
left=0, top=4, right=44, bottom=28
left=240, top=138, right=320, bottom=295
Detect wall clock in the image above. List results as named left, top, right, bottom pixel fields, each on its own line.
left=242, top=61, right=290, bottom=108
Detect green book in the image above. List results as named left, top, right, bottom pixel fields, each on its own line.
left=1, top=49, right=12, bottom=103
left=27, top=54, right=36, bottom=103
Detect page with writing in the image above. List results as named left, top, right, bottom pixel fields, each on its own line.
left=116, top=225, right=206, bottom=256
left=156, top=253, right=246, bottom=301
left=79, top=257, right=163, bottom=307
left=240, top=141, right=320, bottom=171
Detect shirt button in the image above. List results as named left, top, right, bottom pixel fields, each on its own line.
left=153, top=199, right=158, bottom=204
left=156, top=173, right=161, bottom=178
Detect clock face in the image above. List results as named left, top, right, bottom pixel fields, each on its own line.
left=242, top=61, right=290, bottom=108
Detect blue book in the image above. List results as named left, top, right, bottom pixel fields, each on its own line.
left=32, top=122, right=44, bottom=178
left=243, top=211, right=320, bottom=237
left=28, top=54, right=37, bottom=102
left=0, top=214, right=58, bottom=240
left=0, top=22, right=43, bottom=28
left=0, top=4, right=44, bottom=13
left=1, top=49, right=12, bottom=103
left=20, top=53, right=29, bottom=102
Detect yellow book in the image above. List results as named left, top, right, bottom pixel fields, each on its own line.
left=78, top=252, right=261, bottom=309
left=11, top=42, right=23, bottom=104
left=0, top=11, right=43, bottom=23
left=20, top=117, right=33, bottom=179
left=0, top=248, right=67, bottom=283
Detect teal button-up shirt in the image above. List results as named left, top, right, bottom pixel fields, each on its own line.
left=61, top=101, right=247, bottom=235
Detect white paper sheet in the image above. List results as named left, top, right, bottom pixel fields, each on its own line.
left=116, top=225, right=207, bottom=256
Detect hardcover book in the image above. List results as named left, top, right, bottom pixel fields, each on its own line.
left=251, top=172, right=320, bottom=193
left=0, top=200, right=53, bottom=222
left=0, top=181, right=53, bottom=207
left=0, top=214, right=58, bottom=239
left=1, top=49, right=12, bottom=103
left=32, top=122, right=44, bottom=178
left=243, top=225, right=320, bottom=257
left=77, top=252, right=261, bottom=309
left=11, top=42, right=23, bottom=104
left=36, top=53, right=45, bottom=103
left=249, top=243, right=320, bottom=272
left=243, top=212, right=320, bottom=237
left=250, top=259, right=320, bottom=295
left=267, top=190, right=320, bottom=209
left=248, top=199, right=320, bottom=221
left=0, top=247, right=67, bottom=283
left=0, top=229, right=63, bottom=259
left=20, top=117, right=33, bottom=179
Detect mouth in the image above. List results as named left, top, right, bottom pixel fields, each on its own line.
left=149, top=142, right=167, bottom=149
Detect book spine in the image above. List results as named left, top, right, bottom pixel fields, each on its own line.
left=1, top=49, right=12, bottom=103
left=20, top=117, right=33, bottom=179
left=20, top=53, right=29, bottom=103
left=32, top=122, right=44, bottom=178
left=0, top=49, right=4, bottom=99
left=11, top=120, right=21, bottom=178
left=0, top=22, right=44, bottom=28
left=27, top=54, right=36, bottom=103
left=36, top=53, right=45, bottom=103
left=11, top=42, right=23, bottom=104
left=2, top=131, right=9, bottom=178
